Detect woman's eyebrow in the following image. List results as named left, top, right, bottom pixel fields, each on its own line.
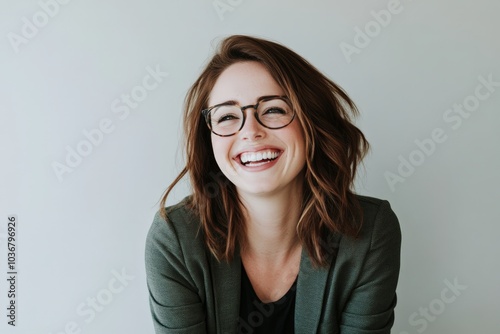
left=212, top=99, right=238, bottom=106
left=211, top=95, right=284, bottom=106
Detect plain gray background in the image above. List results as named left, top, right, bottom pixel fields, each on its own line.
left=1, top=0, right=499, bottom=333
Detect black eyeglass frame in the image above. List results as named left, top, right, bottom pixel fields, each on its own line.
left=201, top=95, right=295, bottom=137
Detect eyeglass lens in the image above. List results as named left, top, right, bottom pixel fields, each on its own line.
left=209, top=98, right=293, bottom=136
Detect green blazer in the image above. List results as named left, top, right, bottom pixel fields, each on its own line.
left=145, top=195, right=401, bottom=334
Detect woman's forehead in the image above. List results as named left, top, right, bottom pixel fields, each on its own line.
left=208, top=61, right=285, bottom=106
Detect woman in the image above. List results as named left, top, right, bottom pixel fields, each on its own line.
left=145, top=35, right=401, bottom=334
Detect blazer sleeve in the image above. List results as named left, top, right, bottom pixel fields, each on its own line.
left=145, top=210, right=207, bottom=334
left=340, top=200, right=402, bottom=334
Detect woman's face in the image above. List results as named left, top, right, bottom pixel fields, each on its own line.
left=208, top=61, right=306, bottom=198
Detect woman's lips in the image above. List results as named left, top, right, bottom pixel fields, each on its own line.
left=239, top=149, right=282, bottom=165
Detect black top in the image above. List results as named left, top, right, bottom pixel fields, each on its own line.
left=238, top=265, right=296, bottom=334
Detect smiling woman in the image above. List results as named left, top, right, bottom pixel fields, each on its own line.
left=145, top=35, right=401, bottom=334
left=208, top=61, right=306, bottom=199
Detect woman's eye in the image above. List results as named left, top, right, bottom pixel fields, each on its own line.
left=264, top=107, right=287, bottom=115
left=216, top=114, right=239, bottom=123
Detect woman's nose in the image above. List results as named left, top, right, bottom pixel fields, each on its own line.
left=239, top=110, right=265, bottom=140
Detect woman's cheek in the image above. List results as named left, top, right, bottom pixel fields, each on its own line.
left=211, top=137, right=236, bottom=176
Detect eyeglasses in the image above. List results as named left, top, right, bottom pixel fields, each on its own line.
left=202, top=95, right=295, bottom=137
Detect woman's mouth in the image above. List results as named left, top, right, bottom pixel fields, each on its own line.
left=238, top=149, right=282, bottom=167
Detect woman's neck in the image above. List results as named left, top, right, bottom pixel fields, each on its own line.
left=238, top=180, right=303, bottom=261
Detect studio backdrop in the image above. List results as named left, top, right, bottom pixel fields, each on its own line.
left=1, top=0, right=499, bottom=333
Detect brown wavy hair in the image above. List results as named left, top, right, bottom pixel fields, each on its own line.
left=160, top=35, right=369, bottom=266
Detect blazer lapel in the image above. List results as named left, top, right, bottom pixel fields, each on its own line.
left=210, top=250, right=241, bottom=334
left=295, top=233, right=340, bottom=333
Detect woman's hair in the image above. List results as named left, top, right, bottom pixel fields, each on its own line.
left=160, top=35, right=369, bottom=267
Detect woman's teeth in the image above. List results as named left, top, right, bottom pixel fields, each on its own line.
left=240, top=150, right=280, bottom=165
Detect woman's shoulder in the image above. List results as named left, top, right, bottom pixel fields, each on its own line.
left=356, top=193, right=394, bottom=212
left=146, top=196, right=206, bottom=257
left=356, top=194, right=399, bottom=224
left=353, top=194, right=401, bottom=247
